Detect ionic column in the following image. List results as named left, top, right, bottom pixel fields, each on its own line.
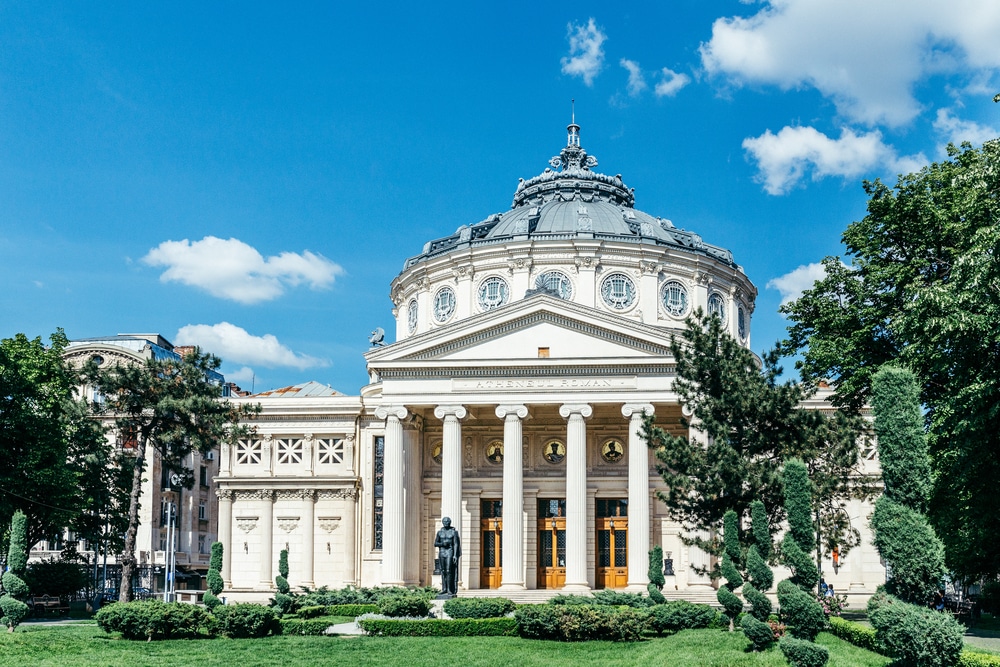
left=434, top=405, right=467, bottom=540
left=375, top=405, right=408, bottom=586
left=497, top=404, right=529, bottom=590
left=342, top=489, right=358, bottom=587
left=259, top=490, right=274, bottom=588
left=216, top=489, right=233, bottom=586
left=301, top=490, right=315, bottom=588
left=623, top=403, right=655, bottom=590
left=560, top=403, right=592, bottom=590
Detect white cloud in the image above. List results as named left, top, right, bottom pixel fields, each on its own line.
left=175, top=322, right=328, bottom=370
left=143, top=236, right=343, bottom=304
left=767, top=262, right=830, bottom=306
left=620, top=59, right=647, bottom=97
left=224, top=366, right=257, bottom=384
left=742, top=125, right=926, bottom=195
left=700, top=0, right=1000, bottom=126
left=933, top=108, right=999, bottom=147
left=654, top=68, right=691, bottom=98
left=561, top=18, right=606, bottom=86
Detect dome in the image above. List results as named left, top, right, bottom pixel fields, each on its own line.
left=403, top=122, right=735, bottom=270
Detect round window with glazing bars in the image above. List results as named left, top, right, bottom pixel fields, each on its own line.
left=600, top=272, right=637, bottom=310
left=535, top=271, right=573, bottom=300
left=433, top=287, right=456, bottom=323
left=407, top=299, right=418, bottom=333
left=478, top=276, right=510, bottom=311
left=660, top=281, right=689, bottom=317
left=708, top=292, right=727, bottom=325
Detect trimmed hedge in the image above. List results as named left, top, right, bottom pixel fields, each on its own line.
left=646, top=600, right=718, bottom=635
left=377, top=591, right=433, bottom=618
left=443, top=596, right=515, bottom=619
left=325, top=604, right=378, bottom=617
left=211, top=603, right=282, bottom=639
left=741, top=613, right=775, bottom=651
left=779, top=636, right=829, bottom=667
left=95, top=600, right=209, bottom=640
left=959, top=652, right=1000, bottom=667
left=281, top=615, right=342, bottom=636
left=359, top=618, right=517, bottom=637
left=514, top=604, right=647, bottom=642
left=828, top=616, right=880, bottom=654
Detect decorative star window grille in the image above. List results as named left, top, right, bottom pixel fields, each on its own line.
left=276, top=438, right=303, bottom=465
left=235, top=439, right=262, bottom=465
left=317, top=438, right=345, bottom=464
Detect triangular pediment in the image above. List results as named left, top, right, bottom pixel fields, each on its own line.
left=366, top=295, right=677, bottom=366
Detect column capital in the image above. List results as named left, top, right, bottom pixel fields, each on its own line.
left=375, top=404, right=409, bottom=421
left=495, top=404, right=529, bottom=420
left=622, top=403, right=655, bottom=418
left=559, top=403, right=593, bottom=420
left=433, top=404, right=468, bottom=420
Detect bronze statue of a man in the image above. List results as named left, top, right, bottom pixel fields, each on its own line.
left=434, top=516, right=461, bottom=596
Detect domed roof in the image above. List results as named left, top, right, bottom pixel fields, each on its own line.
left=402, top=121, right=736, bottom=270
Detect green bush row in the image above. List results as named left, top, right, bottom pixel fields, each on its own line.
left=323, top=604, right=378, bottom=617
left=959, top=652, right=1000, bottom=667
left=359, top=617, right=517, bottom=637
left=827, top=617, right=882, bottom=654
left=443, top=597, right=515, bottom=619
left=296, top=585, right=436, bottom=607
left=96, top=601, right=282, bottom=641
left=515, top=604, right=647, bottom=642
left=280, top=615, right=343, bottom=636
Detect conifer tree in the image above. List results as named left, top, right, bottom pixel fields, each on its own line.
left=717, top=510, right=744, bottom=630
left=0, top=511, right=30, bottom=632
left=777, top=460, right=826, bottom=648
left=204, top=541, right=224, bottom=610
left=647, top=545, right=666, bottom=603
left=740, top=499, right=777, bottom=651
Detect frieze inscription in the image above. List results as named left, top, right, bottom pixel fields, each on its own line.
left=453, top=377, right=637, bottom=392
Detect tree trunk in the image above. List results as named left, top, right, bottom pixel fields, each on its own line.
left=119, top=435, right=148, bottom=603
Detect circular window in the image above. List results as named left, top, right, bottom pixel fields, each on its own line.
left=433, top=287, right=456, bottom=323
left=407, top=299, right=418, bottom=333
left=485, top=440, right=504, bottom=465
left=535, top=271, right=573, bottom=300
left=660, top=281, right=689, bottom=317
left=600, top=273, right=637, bottom=311
left=90, top=354, right=104, bottom=366
left=542, top=440, right=566, bottom=464
left=431, top=443, right=442, bottom=465
left=738, top=306, right=748, bottom=340
left=601, top=439, right=624, bottom=463
left=708, top=293, right=727, bottom=325
left=478, top=276, right=510, bottom=311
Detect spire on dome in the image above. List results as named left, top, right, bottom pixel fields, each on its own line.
left=550, top=103, right=597, bottom=172
left=567, top=99, right=580, bottom=147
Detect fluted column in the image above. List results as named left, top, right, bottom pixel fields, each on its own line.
left=497, top=404, right=529, bottom=590
left=301, top=490, right=315, bottom=588
left=434, top=405, right=468, bottom=541
left=560, top=403, right=592, bottom=590
left=375, top=405, right=408, bottom=586
left=342, top=489, right=358, bottom=587
left=216, top=489, right=233, bottom=587
left=623, top=403, right=654, bottom=590
left=259, top=490, right=274, bottom=588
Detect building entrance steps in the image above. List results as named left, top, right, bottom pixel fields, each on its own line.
left=455, top=586, right=721, bottom=607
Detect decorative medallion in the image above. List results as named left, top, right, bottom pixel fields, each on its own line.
left=601, top=439, right=625, bottom=463
left=477, top=276, right=510, bottom=311
left=535, top=271, right=573, bottom=300
left=542, top=439, right=566, bottom=464
left=433, top=287, right=457, bottom=323
left=600, top=272, right=637, bottom=310
left=661, top=281, right=689, bottom=317
left=485, top=440, right=504, bottom=465
left=407, top=299, right=418, bottom=333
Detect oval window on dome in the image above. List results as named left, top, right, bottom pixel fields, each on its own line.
left=738, top=305, right=748, bottom=341
left=708, top=293, right=727, bottom=325
left=433, top=287, right=456, bottom=323
left=661, top=281, right=689, bottom=317
left=478, top=276, right=510, bottom=311
left=407, top=299, right=418, bottom=333
left=600, top=272, right=637, bottom=311
left=535, top=271, right=573, bottom=300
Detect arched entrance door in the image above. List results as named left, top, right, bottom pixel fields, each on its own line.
left=596, top=498, right=628, bottom=589
left=481, top=500, right=502, bottom=589
left=537, top=498, right=566, bottom=589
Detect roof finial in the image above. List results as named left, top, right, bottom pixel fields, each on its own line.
left=567, top=100, right=580, bottom=148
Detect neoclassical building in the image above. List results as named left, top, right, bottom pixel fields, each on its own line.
left=217, top=123, right=884, bottom=601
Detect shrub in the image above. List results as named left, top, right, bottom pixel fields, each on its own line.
left=871, top=496, right=946, bottom=604
left=325, top=604, right=378, bottom=617
left=647, top=582, right=665, bottom=604
left=22, top=558, right=88, bottom=598
left=211, top=603, right=282, bottom=639
left=95, top=600, right=209, bottom=640
left=646, top=600, right=717, bottom=634
left=779, top=636, right=829, bottom=667
left=828, top=616, right=880, bottom=654
left=296, top=605, right=327, bottom=619
left=0, top=596, right=29, bottom=631
left=360, top=617, right=517, bottom=637
left=377, top=591, right=432, bottom=618
left=209, top=542, right=224, bottom=575
left=741, top=613, right=775, bottom=651
left=777, top=579, right=825, bottom=641
left=296, top=585, right=432, bottom=607
left=746, top=544, right=774, bottom=594
left=549, top=594, right=596, bottom=606
left=1, top=572, right=29, bottom=600
left=281, top=616, right=340, bottom=635
left=272, top=592, right=294, bottom=616
left=743, top=582, right=772, bottom=622
left=591, top=590, right=654, bottom=608
left=275, top=549, right=290, bottom=595
left=649, top=545, right=665, bottom=590
left=868, top=593, right=963, bottom=667
left=514, top=604, right=647, bottom=642
left=206, top=570, right=224, bottom=597
left=514, top=604, right=562, bottom=639
left=959, top=652, right=1000, bottom=667
left=443, top=597, right=515, bottom=619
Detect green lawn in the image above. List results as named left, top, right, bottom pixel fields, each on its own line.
left=1, top=623, right=890, bottom=667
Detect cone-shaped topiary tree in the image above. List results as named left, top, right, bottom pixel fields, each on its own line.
left=741, top=499, right=777, bottom=651
left=717, top=510, right=744, bottom=631
left=647, top=545, right=666, bottom=603
left=1, top=511, right=30, bottom=632
left=272, top=548, right=293, bottom=615
left=203, top=541, right=224, bottom=610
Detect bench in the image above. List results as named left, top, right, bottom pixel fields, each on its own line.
left=31, top=595, right=69, bottom=616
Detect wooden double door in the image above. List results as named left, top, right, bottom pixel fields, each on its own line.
left=481, top=500, right=503, bottom=589
left=537, top=499, right=566, bottom=589
left=596, top=498, right=628, bottom=589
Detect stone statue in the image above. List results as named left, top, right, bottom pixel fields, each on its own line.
left=434, top=516, right=461, bottom=596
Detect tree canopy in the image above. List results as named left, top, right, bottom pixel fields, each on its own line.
left=641, top=311, right=868, bottom=558
left=779, top=139, right=1000, bottom=579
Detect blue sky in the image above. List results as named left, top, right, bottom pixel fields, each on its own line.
left=2, top=2, right=998, bottom=393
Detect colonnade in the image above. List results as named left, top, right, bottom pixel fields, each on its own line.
left=378, top=401, right=657, bottom=592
